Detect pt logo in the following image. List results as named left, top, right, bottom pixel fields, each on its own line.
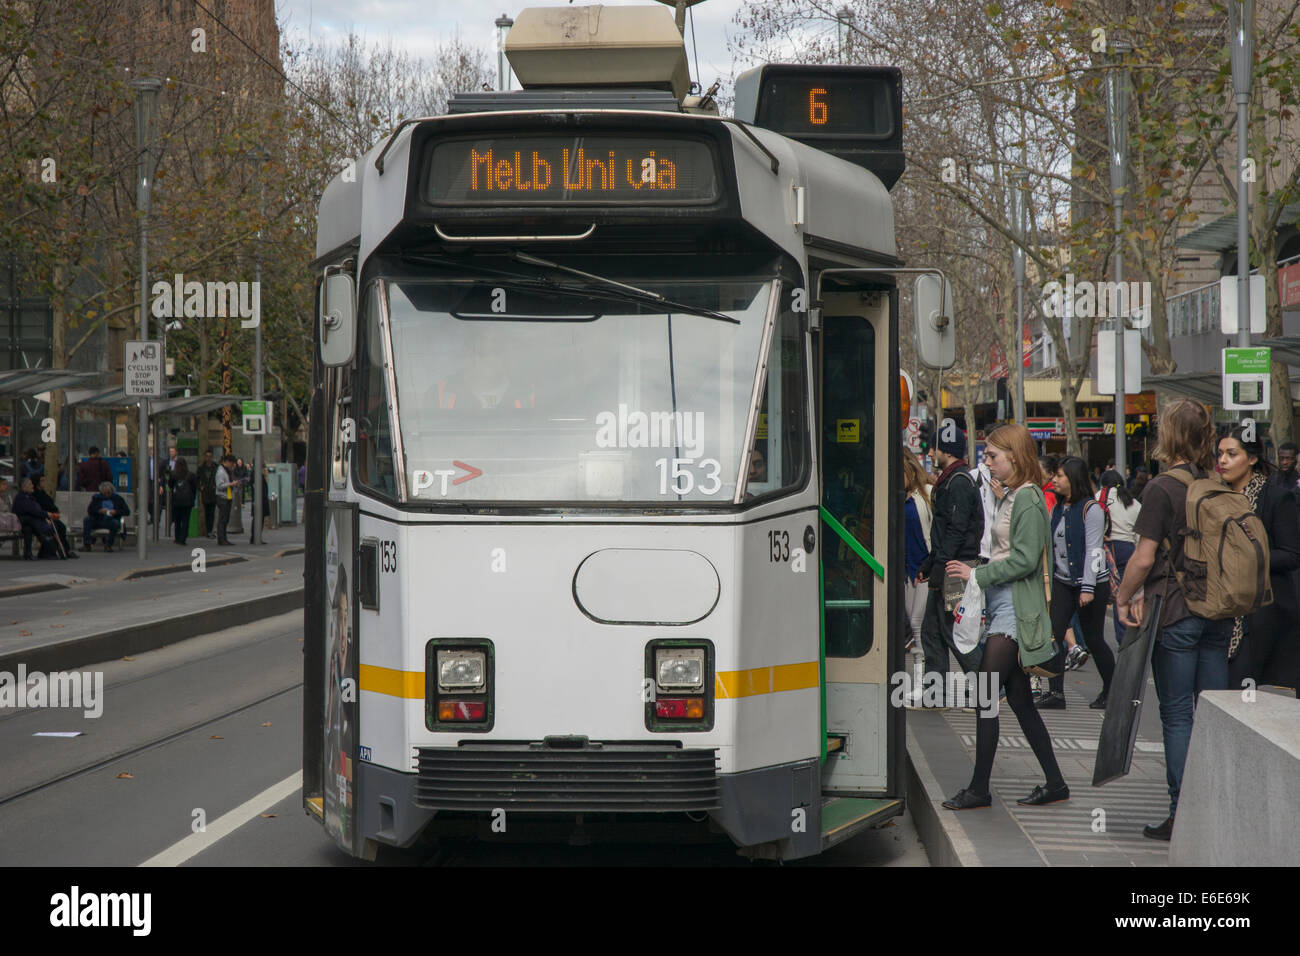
left=414, top=461, right=483, bottom=497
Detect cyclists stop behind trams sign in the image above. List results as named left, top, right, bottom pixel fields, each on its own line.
left=125, top=341, right=163, bottom=397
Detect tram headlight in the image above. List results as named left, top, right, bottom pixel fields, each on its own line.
left=655, top=648, right=706, bottom=693
left=437, top=650, right=486, bottom=693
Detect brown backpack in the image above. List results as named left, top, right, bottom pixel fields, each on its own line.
left=1161, top=468, right=1272, bottom=620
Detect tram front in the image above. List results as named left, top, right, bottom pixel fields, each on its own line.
left=304, top=4, right=905, bottom=862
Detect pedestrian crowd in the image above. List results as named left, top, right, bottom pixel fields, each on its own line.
left=6, top=445, right=296, bottom=557
left=903, top=398, right=1300, bottom=841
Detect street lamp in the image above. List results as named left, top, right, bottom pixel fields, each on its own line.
left=1229, top=0, right=1254, bottom=352
left=1105, top=38, right=1131, bottom=472
left=495, top=14, right=514, bottom=91
left=835, top=6, right=855, bottom=63
left=131, top=76, right=161, bottom=560
left=1010, top=170, right=1028, bottom=424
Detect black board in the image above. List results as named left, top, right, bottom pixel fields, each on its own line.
left=1092, top=593, right=1163, bottom=787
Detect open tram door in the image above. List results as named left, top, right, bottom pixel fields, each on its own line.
left=812, top=275, right=907, bottom=849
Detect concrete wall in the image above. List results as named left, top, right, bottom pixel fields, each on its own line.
left=1169, top=690, right=1300, bottom=866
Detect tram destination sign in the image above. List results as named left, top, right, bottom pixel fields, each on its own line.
left=427, top=135, right=719, bottom=204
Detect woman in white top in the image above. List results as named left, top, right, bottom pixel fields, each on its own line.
left=1098, top=469, right=1141, bottom=646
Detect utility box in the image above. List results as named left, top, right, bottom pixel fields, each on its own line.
left=506, top=5, right=691, bottom=100
left=270, top=462, right=296, bottom=525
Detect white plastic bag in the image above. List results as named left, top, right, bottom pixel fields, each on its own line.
left=951, top=574, right=984, bottom=654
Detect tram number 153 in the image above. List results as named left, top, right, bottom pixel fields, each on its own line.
left=654, top=457, right=722, bottom=496
left=379, top=540, right=397, bottom=573
left=768, top=529, right=790, bottom=562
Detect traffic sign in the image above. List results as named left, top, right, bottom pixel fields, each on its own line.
left=906, top=417, right=921, bottom=453
left=241, top=399, right=273, bottom=435
left=124, top=341, right=163, bottom=397
left=1219, top=275, right=1265, bottom=334
left=1222, top=347, right=1270, bottom=411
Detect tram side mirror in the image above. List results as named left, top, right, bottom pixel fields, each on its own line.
left=913, top=273, right=954, bottom=370
left=320, top=273, right=356, bottom=367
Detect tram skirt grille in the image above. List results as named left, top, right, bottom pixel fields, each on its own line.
left=414, top=744, right=720, bottom=813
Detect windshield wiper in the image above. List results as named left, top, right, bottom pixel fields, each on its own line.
left=511, top=252, right=740, bottom=325
left=398, top=251, right=741, bottom=324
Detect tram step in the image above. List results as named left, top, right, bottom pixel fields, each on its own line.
left=820, top=797, right=903, bottom=849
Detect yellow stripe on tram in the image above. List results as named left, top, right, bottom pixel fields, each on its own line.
left=358, top=664, right=425, bottom=699
left=714, top=661, right=820, bottom=699
left=356, top=660, right=821, bottom=701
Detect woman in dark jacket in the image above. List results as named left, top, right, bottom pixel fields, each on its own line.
left=1219, top=427, right=1300, bottom=696
left=169, top=458, right=198, bottom=546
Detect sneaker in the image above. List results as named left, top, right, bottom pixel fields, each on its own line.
left=1034, top=691, right=1066, bottom=710
left=1065, top=645, right=1090, bottom=671
left=1088, top=692, right=1108, bottom=710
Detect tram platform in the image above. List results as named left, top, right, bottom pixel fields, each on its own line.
left=904, top=627, right=1178, bottom=867
left=0, top=511, right=305, bottom=674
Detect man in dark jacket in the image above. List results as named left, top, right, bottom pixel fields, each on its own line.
left=916, top=422, right=984, bottom=699
left=13, top=478, right=60, bottom=559
left=31, top=474, right=77, bottom=558
left=84, top=481, right=131, bottom=552
left=76, top=446, right=113, bottom=492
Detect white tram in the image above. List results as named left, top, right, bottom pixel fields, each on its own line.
left=304, top=4, right=918, bottom=861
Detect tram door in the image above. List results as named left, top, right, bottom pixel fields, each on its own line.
left=819, top=295, right=892, bottom=793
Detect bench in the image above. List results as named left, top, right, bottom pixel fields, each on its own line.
left=64, top=491, right=136, bottom=551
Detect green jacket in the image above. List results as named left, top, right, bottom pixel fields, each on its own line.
left=973, top=482, right=1053, bottom=665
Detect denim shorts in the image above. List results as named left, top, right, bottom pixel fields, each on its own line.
left=983, top=583, right=1017, bottom=641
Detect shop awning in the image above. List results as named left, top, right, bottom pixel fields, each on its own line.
left=0, top=368, right=100, bottom=398
left=1257, top=336, right=1300, bottom=368
left=1178, top=202, right=1300, bottom=253
left=1144, top=372, right=1224, bottom=405
left=152, top=394, right=251, bottom=415
left=61, top=387, right=247, bottom=414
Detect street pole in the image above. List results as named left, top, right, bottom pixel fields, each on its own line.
left=1011, top=171, right=1027, bottom=424
left=1106, top=40, right=1131, bottom=472
left=132, top=77, right=161, bottom=561
left=1231, top=0, right=1254, bottom=354
left=249, top=151, right=265, bottom=545
left=495, top=15, right=514, bottom=91
left=836, top=6, right=855, bottom=64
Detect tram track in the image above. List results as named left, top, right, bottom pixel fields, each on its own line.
left=0, top=681, right=302, bottom=809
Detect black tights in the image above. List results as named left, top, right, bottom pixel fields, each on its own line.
left=1049, top=579, right=1115, bottom=696
left=969, top=634, right=1065, bottom=797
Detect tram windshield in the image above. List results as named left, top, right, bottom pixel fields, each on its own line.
left=353, top=267, right=799, bottom=505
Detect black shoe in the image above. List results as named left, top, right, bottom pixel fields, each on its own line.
left=1089, top=692, right=1108, bottom=710
left=1017, top=782, right=1070, bottom=806
left=942, top=788, right=992, bottom=811
left=1143, top=816, right=1174, bottom=841
left=1034, top=691, right=1066, bottom=710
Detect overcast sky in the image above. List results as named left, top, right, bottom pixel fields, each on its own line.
left=274, top=0, right=819, bottom=93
